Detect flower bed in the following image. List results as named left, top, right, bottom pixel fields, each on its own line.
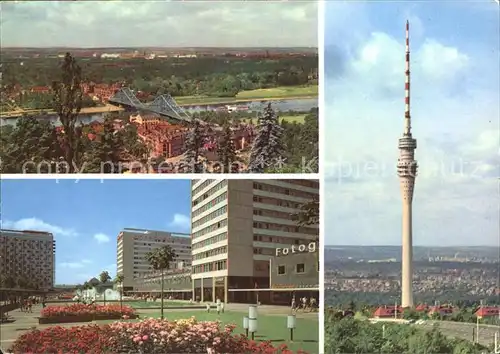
left=38, top=303, right=137, bottom=324
left=11, top=317, right=309, bottom=354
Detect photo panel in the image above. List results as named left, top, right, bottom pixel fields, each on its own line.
left=0, top=1, right=318, bottom=175
left=324, top=1, right=499, bottom=353
left=0, top=178, right=320, bottom=353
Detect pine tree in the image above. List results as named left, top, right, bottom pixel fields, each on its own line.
left=217, top=120, right=237, bottom=173
left=0, top=116, right=62, bottom=173
left=52, top=52, right=83, bottom=172
left=248, top=103, right=285, bottom=172
left=180, top=120, right=205, bottom=173
left=84, top=116, right=121, bottom=173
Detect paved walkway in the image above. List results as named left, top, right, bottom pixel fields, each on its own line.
left=1, top=305, right=42, bottom=349
left=0, top=303, right=317, bottom=351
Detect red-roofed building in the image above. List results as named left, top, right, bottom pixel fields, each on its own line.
left=475, top=307, right=500, bottom=319
left=30, top=86, right=50, bottom=94
left=428, top=305, right=454, bottom=317
left=373, top=306, right=402, bottom=318
left=415, top=304, right=429, bottom=312
left=137, top=121, right=188, bottom=158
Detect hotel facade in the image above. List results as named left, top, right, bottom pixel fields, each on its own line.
left=0, top=229, right=56, bottom=291
left=116, top=228, right=191, bottom=291
left=190, top=179, right=319, bottom=304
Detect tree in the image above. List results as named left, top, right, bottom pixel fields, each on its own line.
left=248, top=104, right=285, bottom=173
left=114, top=274, right=125, bottom=311
left=146, top=246, right=177, bottom=319
left=99, top=271, right=111, bottom=305
left=16, top=278, right=28, bottom=289
left=180, top=120, right=205, bottom=173
left=52, top=52, right=83, bottom=172
left=292, top=199, right=319, bottom=229
left=118, top=123, right=149, bottom=163
left=0, top=116, right=62, bottom=173
left=216, top=120, right=238, bottom=172
left=84, top=116, right=122, bottom=173
left=1, top=276, right=15, bottom=289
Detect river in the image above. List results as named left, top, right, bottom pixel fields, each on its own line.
left=0, top=97, right=318, bottom=126
left=184, top=97, right=318, bottom=113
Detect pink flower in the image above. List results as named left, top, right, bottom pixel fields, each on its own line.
left=142, top=335, right=148, bottom=341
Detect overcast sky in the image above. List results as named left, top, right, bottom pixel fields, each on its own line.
left=1, top=1, right=318, bottom=48
left=324, top=2, right=499, bottom=246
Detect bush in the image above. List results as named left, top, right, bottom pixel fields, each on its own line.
left=40, top=303, right=136, bottom=318
left=9, top=325, right=115, bottom=353
left=10, top=317, right=308, bottom=354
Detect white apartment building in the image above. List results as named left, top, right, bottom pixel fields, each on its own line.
left=190, top=179, right=319, bottom=303
left=116, top=228, right=191, bottom=290
left=0, top=229, right=56, bottom=290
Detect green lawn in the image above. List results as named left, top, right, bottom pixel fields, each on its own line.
left=100, top=310, right=318, bottom=353
left=236, top=86, right=317, bottom=99
left=175, top=85, right=318, bottom=106
left=243, top=114, right=306, bottom=125
left=99, top=300, right=193, bottom=308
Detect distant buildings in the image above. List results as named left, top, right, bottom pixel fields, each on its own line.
left=0, top=229, right=56, bottom=291
left=373, top=306, right=402, bottom=319
left=475, top=306, right=500, bottom=319
left=116, top=228, right=191, bottom=291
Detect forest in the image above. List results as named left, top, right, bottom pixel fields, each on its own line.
left=325, top=312, right=491, bottom=354
left=2, top=55, right=318, bottom=98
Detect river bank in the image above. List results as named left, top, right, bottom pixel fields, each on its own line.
left=176, top=85, right=318, bottom=106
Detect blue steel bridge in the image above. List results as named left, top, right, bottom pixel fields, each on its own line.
left=108, top=88, right=192, bottom=124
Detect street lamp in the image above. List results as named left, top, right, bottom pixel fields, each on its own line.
left=287, top=314, right=296, bottom=342
left=243, top=316, right=249, bottom=337
left=249, top=305, right=258, bottom=319
left=248, top=305, right=258, bottom=340
left=249, top=317, right=258, bottom=340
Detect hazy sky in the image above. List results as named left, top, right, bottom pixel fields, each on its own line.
left=1, top=0, right=318, bottom=48
left=324, top=2, right=499, bottom=246
left=1, top=180, right=191, bottom=284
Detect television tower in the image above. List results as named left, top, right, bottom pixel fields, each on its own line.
left=397, top=20, right=418, bottom=308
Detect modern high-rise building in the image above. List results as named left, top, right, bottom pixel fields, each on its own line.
left=397, top=21, right=418, bottom=308
left=116, top=228, right=191, bottom=290
left=190, top=179, right=319, bottom=303
left=0, top=229, right=56, bottom=290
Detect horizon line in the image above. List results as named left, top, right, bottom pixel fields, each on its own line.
left=325, top=244, right=498, bottom=248
left=1, top=46, right=319, bottom=50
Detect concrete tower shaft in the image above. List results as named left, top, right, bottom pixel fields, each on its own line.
left=398, top=20, right=417, bottom=309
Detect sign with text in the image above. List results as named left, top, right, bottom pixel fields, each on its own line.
left=275, top=242, right=317, bottom=257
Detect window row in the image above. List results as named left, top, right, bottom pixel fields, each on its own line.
left=192, top=179, right=215, bottom=197
left=277, top=261, right=319, bottom=275
left=192, top=192, right=227, bottom=218
left=192, top=260, right=227, bottom=274
left=192, top=180, right=227, bottom=206
left=253, top=182, right=317, bottom=200
left=282, top=179, right=319, bottom=189
left=253, top=221, right=317, bottom=236
left=253, top=207, right=296, bottom=221
left=192, top=219, right=228, bottom=239
left=193, top=246, right=228, bottom=261
left=253, top=195, right=302, bottom=210
left=253, top=234, right=313, bottom=245
left=192, top=232, right=227, bottom=250
left=192, top=205, right=228, bottom=229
